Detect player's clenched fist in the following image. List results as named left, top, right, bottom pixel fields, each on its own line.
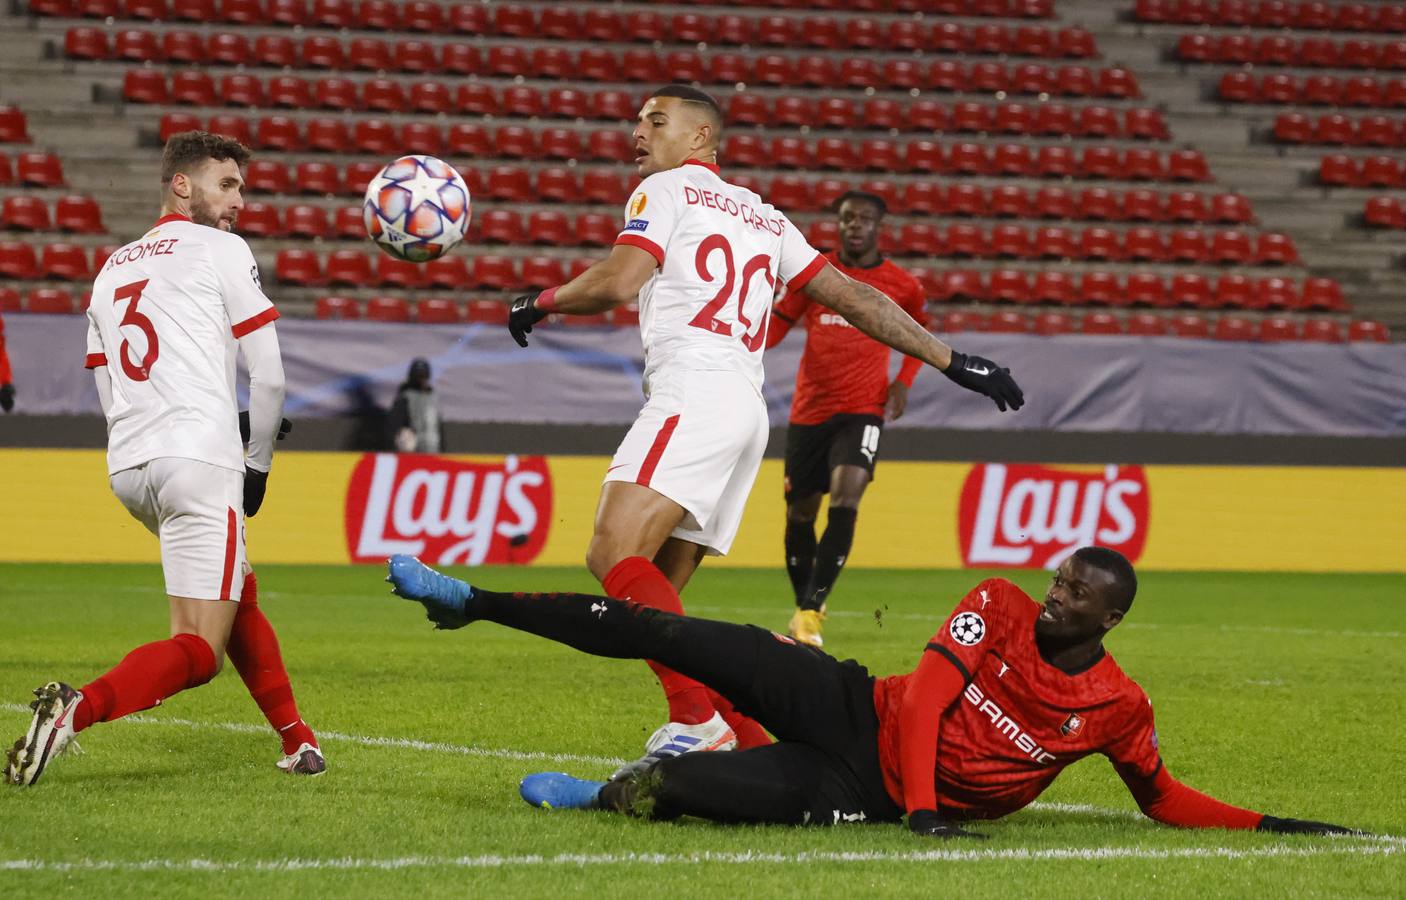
left=941, top=350, right=1025, bottom=413
left=508, top=292, right=549, bottom=348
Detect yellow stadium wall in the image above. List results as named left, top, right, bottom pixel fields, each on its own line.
left=1, top=449, right=1403, bottom=572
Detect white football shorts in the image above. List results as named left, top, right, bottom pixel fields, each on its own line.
left=604, top=368, right=769, bottom=556
left=110, top=457, right=246, bottom=601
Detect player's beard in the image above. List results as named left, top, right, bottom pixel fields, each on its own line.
left=189, top=186, right=235, bottom=231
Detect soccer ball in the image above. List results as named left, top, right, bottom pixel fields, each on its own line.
left=363, top=155, right=471, bottom=263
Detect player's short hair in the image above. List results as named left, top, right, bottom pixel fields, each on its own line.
left=648, top=85, right=724, bottom=136
left=1074, top=546, right=1138, bottom=614
left=161, top=130, right=251, bottom=184
left=834, top=190, right=888, bottom=217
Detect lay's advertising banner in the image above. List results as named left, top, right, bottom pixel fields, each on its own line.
left=1, top=449, right=1403, bottom=572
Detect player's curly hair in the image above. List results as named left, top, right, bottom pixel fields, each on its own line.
left=161, top=130, right=251, bottom=184
left=1074, top=546, right=1138, bottom=613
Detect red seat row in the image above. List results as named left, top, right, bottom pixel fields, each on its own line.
left=0, top=152, right=64, bottom=188
left=0, top=195, right=104, bottom=233
left=938, top=308, right=1374, bottom=341
left=918, top=268, right=1345, bottom=310
left=0, top=241, right=118, bottom=281
left=0, top=286, right=92, bottom=315
left=0, top=107, right=28, bottom=144
left=1178, top=33, right=1406, bottom=69
left=1220, top=71, right=1406, bottom=107
left=1318, top=153, right=1406, bottom=187
left=71, top=35, right=1138, bottom=96
left=313, top=294, right=640, bottom=326
left=138, top=80, right=1167, bottom=142
left=812, top=222, right=1297, bottom=264
left=1137, top=0, right=1406, bottom=32
left=38, top=0, right=1054, bottom=31
left=1273, top=112, right=1406, bottom=147
left=277, top=249, right=605, bottom=290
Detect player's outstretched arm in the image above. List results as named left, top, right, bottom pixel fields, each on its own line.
left=238, top=324, right=286, bottom=517
left=1117, top=764, right=1365, bottom=834
left=507, top=244, right=658, bottom=347
left=802, top=265, right=1024, bottom=412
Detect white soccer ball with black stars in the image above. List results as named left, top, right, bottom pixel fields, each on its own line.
left=950, top=612, right=986, bottom=646
left=363, top=155, right=471, bottom=263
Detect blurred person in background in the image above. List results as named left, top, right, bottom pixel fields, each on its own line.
left=389, top=357, right=441, bottom=453
left=0, top=311, right=14, bottom=413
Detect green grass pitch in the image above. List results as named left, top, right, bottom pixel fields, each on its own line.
left=1, top=563, right=1402, bottom=898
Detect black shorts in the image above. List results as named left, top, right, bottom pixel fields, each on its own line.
left=784, top=414, right=884, bottom=500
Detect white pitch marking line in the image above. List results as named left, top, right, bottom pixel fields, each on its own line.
left=1, top=840, right=1401, bottom=874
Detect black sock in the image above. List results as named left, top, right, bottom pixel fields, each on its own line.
left=784, top=518, right=818, bottom=605
left=801, top=507, right=857, bottom=611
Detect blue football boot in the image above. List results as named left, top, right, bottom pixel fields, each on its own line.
left=386, top=555, right=475, bottom=630
left=519, top=772, right=606, bottom=811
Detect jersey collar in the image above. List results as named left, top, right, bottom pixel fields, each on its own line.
left=682, top=159, right=720, bottom=175
left=153, top=213, right=191, bottom=227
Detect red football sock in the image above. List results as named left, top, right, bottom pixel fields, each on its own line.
left=227, top=572, right=318, bottom=755
left=74, top=633, right=217, bottom=732
left=706, top=688, right=772, bottom=750
left=603, top=557, right=717, bottom=726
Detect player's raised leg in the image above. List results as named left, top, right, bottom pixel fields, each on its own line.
left=225, top=568, right=324, bottom=775
left=784, top=491, right=825, bottom=646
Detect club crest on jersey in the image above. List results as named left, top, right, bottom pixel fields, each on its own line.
left=624, top=218, right=650, bottom=233
left=1060, top=712, right=1085, bottom=738
left=628, top=193, right=648, bottom=218
left=950, top=612, right=986, bottom=646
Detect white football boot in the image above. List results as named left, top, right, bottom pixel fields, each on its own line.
left=275, top=742, right=327, bottom=776
left=5, top=682, right=84, bottom=787
left=610, top=711, right=737, bottom=782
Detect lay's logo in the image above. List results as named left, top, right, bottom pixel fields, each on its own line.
left=628, top=193, right=648, bottom=218
left=957, top=463, right=1149, bottom=570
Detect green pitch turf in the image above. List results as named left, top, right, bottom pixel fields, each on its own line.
left=0, top=564, right=1402, bottom=898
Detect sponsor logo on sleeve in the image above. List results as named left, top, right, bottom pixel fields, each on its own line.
left=958, top=463, right=1150, bottom=570
left=949, top=611, right=986, bottom=646
left=624, top=218, right=650, bottom=233
left=1060, top=712, right=1085, bottom=738
left=628, top=193, right=648, bottom=218
left=343, top=453, right=552, bottom=565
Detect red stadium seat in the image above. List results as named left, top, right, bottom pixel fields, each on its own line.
left=1080, top=226, right=1122, bottom=261
left=1257, top=317, right=1298, bottom=343
left=1364, top=196, right=1406, bottom=228
left=525, top=210, right=572, bottom=247
left=1213, top=315, right=1256, bottom=342
left=0, top=241, right=38, bottom=279
left=1126, top=312, right=1167, bottom=336
left=400, top=121, right=443, bottom=156
left=244, top=160, right=289, bottom=194
left=1032, top=185, right=1073, bottom=219
left=585, top=129, right=633, bottom=164
left=420, top=255, right=468, bottom=290
left=478, top=209, right=521, bottom=245
left=256, top=115, right=302, bottom=153
left=1034, top=226, right=1075, bottom=259
left=1318, top=154, right=1360, bottom=187
left=1032, top=272, right=1076, bottom=306
left=494, top=126, right=538, bottom=160
left=1210, top=230, right=1254, bottom=265
left=987, top=310, right=1031, bottom=334
left=1077, top=312, right=1120, bottom=335
left=1123, top=227, right=1166, bottom=262
left=471, top=256, right=517, bottom=291
left=54, top=195, right=104, bottom=234
left=1360, top=156, right=1402, bottom=188
left=989, top=184, right=1030, bottom=218
left=360, top=296, right=407, bottom=324
left=1076, top=187, right=1120, bottom=221
left=275, top=249, right=324, bottom=286
left=414, top=298, right=460, bottom=325
left=123, top=69, right=168, bottom=105
left=1080, top=146, right=1121, bottom=179
left=1126, top=272, right=1168, bottom=308
left=25, top=288, right=76, bottom=314
left=1254, top=276, right=1297, bottom=311
left=114, top=29, right=161, bottom=63
left=1169, top=273, right=1213, bottom=308
left=204, top=114, right=250, bottom=147
left=323, top=249, right=373, bottom=288
left=1168, top=314, right=1210, bottom=339
left=773, top=96, right=815, bottom=128
left=283, top=204, right=329, bottom=240
left=990, top=224, right=1032, bottom=259
left=582, top=170, right=627, bottom=205
left=315, top=296, right=361, bottom=320
left=519, top=256, right=566, bottom=291
left=1348, top=320, right=1390, bottom=342
left=351, top=119, right=396, bottom=156
left=64, top=27, right=110, bottom=60
left=1, top=196, right=51, bottom=232
left=1213, top=274, right=1254, bottom=309
left=1254, top=232, right=1299, bottom=265
left=40, top=243, right=90, bottom=280
left=0, top=107, right=28, bottom=144
left=17, top=152, right=64, bottom=188
left=236, top=201, right=281, bottom=238
left=1300, top=319, right=1343, bottom=343
left=1302, top=278, right=1346, bottom=311
left=342, top=162, right=381, bottom=197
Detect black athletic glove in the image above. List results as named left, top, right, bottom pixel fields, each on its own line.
left=238, top=410, right=292, bottom=443
left=908, top=809, right=987, bottom=840
left=942, top=350, right=1025, bottom=413
left=1258, top=815, right=1366, bottom=836
left=244, top=467, right=269, bottom=518
left=0, top=383, right=13, bottom=413
left=508, top=292, right=549, bottom=348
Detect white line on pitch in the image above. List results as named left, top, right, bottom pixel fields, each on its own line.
left=2, top=840, right=1402, bottom=874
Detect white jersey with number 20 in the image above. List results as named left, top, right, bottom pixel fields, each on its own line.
left=85, top=214, right=279, bottom=476
left=615, top=160, right=826, bottom=391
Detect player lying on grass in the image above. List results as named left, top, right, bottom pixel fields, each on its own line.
left=385, top=547, right=1357, bottom=837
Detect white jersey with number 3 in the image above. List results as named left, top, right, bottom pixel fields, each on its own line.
left=615, top=160, right=825, bottom=391
left=85, top=214, right=279, bottom=476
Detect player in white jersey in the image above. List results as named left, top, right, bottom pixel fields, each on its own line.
left=490, top=86, right=1023, bottom=775
left=5, top=132, right=323, bottom=786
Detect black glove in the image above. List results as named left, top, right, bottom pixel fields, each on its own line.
left=908, top=809, right=987, bottom=840
left=244, top=467, right=268, bottom=518
left=508, top=292, right=549, bottom=348
left=0, top=383, right=13, bottom=413
left=942, top=350, right=1025, bottom=413
left=1258, top=815, right=1366, bottom=836
left=238, top=410, right=292, bottom=443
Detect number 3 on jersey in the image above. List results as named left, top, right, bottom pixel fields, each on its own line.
left=687, top=233, right=774, bottom=353
left=114, top=278, right=159, bottom=381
